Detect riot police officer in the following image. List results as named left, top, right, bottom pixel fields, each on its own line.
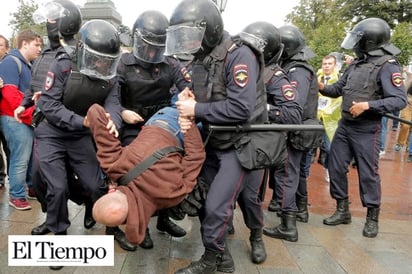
left=116, top=10, right=192, bottom=250
left=33, top=17, right=122, bottom=240
left=263, top=25, right=320, bottom=242
left=170, top=0, right=269, bottom=272
left=320, top=18, right=407, bottom=238
left=241, top=22, right=304, bottom=218
left=18, top=0, right=96, bottom=234
left=237, top=20, right=303, bottom=259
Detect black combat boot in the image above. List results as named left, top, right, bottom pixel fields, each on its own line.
left=106, top=226, right=137, bottom=251
left=227, top=224, right=235, bottom=235
left=296, top=196, right=309, bottom=223
left=217, top=246, right=235, bottom=273
left=156, top=210, right=186, bottom=237
left=268, top=199, right=280, bottom=212
left=249, top=228, right=267, bottom=264
left=31, top=221, right=51, bottom=235
left=363, top=207, right=380, bottom=238
left=84, top=201, right=96, bottom=229
left=175, top=248, right=221, bottom=274
left=323, top=198, right=351, bottom=225
left=139, top=228, right=154, bottom=249
left=263, top=211, right=298, bottom=242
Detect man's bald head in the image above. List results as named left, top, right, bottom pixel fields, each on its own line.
left=93, top=190, right=128, bottom=227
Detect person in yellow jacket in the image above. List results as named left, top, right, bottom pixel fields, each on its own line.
left=306, top=54, right=341, bottom=182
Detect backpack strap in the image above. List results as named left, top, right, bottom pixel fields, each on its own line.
left=117, top=146, right=184, bottom=186
left=8, top=55, right=22, bottom=76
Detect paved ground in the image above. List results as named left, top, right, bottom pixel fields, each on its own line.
left=0, top=128, right=411, bottom=274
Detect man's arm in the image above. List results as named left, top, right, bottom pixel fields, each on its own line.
left=180, top=124, right=206, bottom=192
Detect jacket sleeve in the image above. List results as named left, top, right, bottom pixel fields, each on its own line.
left=1, top=85, right=34, bottom=125
left=180, top=124, right=206, bottom=191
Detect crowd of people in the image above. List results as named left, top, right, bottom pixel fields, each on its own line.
left=0, top=0, right=410, bottom=273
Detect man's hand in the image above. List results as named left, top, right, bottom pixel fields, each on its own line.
left=105, top=112, right=119, bottom=138
left=176, top=97, right=197, bottom=118
left=343, top=54, right=354, bottom=65
left=14, top=106, right=25, bottom=123
left=350, top=101, right=369, bottom=117
left=178, top=87, right=195, bottom=101
left=121, top=109, right=144, bottom=124
left=178, top=115, right=194, bottom=133
left=318, top=81, right=325, bottom=91
left=32, top=91, right=42, bottom=105
left=83, top=116, right=90, bottom=128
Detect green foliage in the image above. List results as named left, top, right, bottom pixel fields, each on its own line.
left=286, top=0, right=352, bottom=69
left=336, top=0, right=412, bottom=28
left=392, top=22, right=412, bottom=66
left=285, top=0, right=412, bottom=69
left=9, top=0, right=46, bottom=47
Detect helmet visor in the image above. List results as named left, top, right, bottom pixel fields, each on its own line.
left=33, top=2, right=65, bottom=24
left=164, top=24, right=206, bottom=56
left=78, top=45, right=121, bottom=80
left=239, top=32, right=267, bottom=53
left=341, top=31, right=363, bottom=50
left=133, top=30, right=166, bottom=63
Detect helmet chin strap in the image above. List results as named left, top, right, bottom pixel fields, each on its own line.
left=59, top=36, right=76, bottom=59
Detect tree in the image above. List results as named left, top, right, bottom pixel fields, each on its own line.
left=285, top=0, right=412, bottom=68
left=336, top=0, right=412, bottom=29
left=9, top=0, right=45, bottom=47
left=392, top=22, right=412, bottom=66
left=285, top=0, right=351, bottom=69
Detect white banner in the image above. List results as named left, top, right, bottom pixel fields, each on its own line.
left=8, top=235, right=114, bottom=266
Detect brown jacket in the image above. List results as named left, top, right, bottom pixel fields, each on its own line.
left=87, top=104, right=205, bottom=244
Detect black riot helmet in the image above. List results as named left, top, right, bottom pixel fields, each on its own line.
left=132, top=10, right=169, bottom=63
left=278, top=25, right=306, bottom=60
left=33, top=0, right=81, bottom=49
left=240, top=21, right=284, bottom=65
left=76, top=20, right=121, bottom=80
left=165, top=0, right=224, bottom=56
left=341, top=17, right=392, bottom=54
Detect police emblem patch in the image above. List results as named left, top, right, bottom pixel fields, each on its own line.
left=391, top=72, right=403, bottom=87
left=180, top=67, right=191, bottom=82
left=282, top=84, right=295, bottom=100
left=44, top=72, right=54, bottom=91
left=233, top=64, right=249, bottom=87
left=290, top=81, right=298, bottom=89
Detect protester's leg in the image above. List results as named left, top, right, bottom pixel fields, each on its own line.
left=0, top=116, right=33, bottom=208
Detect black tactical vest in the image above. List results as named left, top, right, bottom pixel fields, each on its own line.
left=191, top=34, right=267, bottom=149
left=30, top=48, right=57, bottom=92
left=282, top=61, right=318, bottom=120
left=119, top=56, right=174, bottom=121
left=63, top=66, right=111, bottom=117
left=341, top=55, right=392, bottom=121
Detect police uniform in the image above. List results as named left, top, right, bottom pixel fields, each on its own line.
left=117, top=54, right=191, bottom=145
left=321, top=56, right=407, bottom=207
left=264, top=64, right=303, bottom=211
left=264, top=64, right=302, bottom=125
left=274, top=60, right=319, bottom=213
left=191, top=32, right=266, bottom=252
left=20, top=46, right=60, bottom=212
left=22, top=46, right=94, bottom=215
left=35, top=48, right=122, bottom=233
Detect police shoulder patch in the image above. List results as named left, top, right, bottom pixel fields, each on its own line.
left=391, top=72, right=403, bottom=87
left=282, top=84, right=295, bottom=101
left=290, top=81, right=298, bottom=89
left=180, top=67, right=191, bottom=83
left=44, top=71, right=55, bottom=91
left=233, top=64, right=249, bottom=88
